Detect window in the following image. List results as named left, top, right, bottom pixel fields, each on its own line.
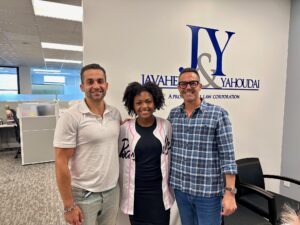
left=0, top=66, right=19, bottom=94
left=31, top=67, right=82, bottom=96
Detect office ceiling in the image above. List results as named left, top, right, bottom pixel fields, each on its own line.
left=0, top=0, right=82, bottom=70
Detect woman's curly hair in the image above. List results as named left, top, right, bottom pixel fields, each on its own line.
left=122, top=81, right=165, bottom=116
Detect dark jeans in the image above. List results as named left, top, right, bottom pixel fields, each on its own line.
left=174, top=189, right=222, bottom=225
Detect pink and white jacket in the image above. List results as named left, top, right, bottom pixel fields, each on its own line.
left=118, top=117, right=175, bottom=215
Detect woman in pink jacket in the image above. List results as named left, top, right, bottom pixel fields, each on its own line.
left=119, top=82, right=174, bottom=225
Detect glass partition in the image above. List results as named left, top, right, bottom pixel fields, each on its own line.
left=0, top=93, right=83, bottom=102
left=0, top=67, right=83, bottom=102
left=31, top=67, right=81, bottom=95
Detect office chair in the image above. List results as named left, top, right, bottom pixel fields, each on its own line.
left=223, top=203, right=272, bottom=225
left=222, top=177, right=276, bottom=225
left=9, top=109, right=21, bottom=158
left=236, top=157, right=300, bottom=225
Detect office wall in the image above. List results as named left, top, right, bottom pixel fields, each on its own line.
left=281, top=0, right=300, bottom=201
left=83, top=0, right=291, bottom=223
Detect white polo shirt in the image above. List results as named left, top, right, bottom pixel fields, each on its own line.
left=53, top=100, right=121, bottom=192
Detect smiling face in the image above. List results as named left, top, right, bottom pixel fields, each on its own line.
left=178, top=71, right=202, bottom=104
left=133, top=91, right=155, bottom=120
left=80, top=69, right=108, bottom=103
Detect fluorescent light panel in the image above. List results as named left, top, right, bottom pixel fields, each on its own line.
left=41, top=42, right=83, bottom=52
left=33, top=69, right=61, bottom=73
left=44, top=58, right=82, bottom=64
left=32, top=0, right=82, bottom=22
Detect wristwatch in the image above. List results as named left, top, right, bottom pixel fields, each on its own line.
left=225, top=187, right=237, bottom=194
left=63, top=202, right=77, bottom=214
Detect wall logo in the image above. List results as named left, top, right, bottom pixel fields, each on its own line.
left=141, top=25, right=260, bottom=100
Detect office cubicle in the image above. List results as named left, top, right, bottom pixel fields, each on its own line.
left=18, top=102, right=58, bottom=165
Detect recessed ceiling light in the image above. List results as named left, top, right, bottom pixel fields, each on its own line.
left=44, top=58, right=82, bottom=64
left=41, top=42, right=83, bottom=52
left=32, top=0, right=82, bottom=22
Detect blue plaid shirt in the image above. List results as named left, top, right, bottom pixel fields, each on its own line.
left=168, top=100, right=237, bottom=197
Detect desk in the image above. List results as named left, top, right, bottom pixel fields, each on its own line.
left=0, top=124, right=18, bottom=150
left=0, top=124, right=16, bottom=129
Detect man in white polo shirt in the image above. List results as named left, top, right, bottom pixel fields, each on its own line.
left=54, top=63, right=121, bottom=225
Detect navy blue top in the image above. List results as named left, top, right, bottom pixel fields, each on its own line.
left=134, top=119, right=162, bottom=193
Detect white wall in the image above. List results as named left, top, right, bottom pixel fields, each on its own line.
left=83, top=0, right=291, bottom=224
left=281, top=0, right=300, bottom=201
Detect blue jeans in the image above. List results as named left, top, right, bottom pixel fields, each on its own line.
left=174, top=189, right=222, bottom=225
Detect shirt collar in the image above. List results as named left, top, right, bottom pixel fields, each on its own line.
left=199, top=99, right=209, bottom=113
left=79, top=100, right=112, bottom=115
left=179, top=98, right=207, bottom=113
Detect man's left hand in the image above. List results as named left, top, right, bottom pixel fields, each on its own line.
left=221, top=192, right=237, bottom=216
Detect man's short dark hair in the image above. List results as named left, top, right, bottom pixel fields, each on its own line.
left=80, top=63, right=106, bottom=83
left=179, top=67, right=200, bottom=81
left=122, top=82, right=165, bottom=116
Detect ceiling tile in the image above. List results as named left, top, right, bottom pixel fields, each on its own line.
left=0, top=0, right=82, bottom=69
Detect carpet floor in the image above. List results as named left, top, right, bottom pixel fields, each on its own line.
left=0, top=150, right=67, bottom=225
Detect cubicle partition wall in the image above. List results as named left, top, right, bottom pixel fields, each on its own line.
left=0, top=123, right=19, bottom=150
left=18, top=102, right=58, bottom=165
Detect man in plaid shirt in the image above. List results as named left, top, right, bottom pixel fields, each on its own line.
left=168, top=68, right=238, bottom=225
